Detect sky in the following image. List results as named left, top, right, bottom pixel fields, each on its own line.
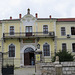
left=0, top=0, right=75, bottom=20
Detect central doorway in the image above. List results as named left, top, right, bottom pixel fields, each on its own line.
left=24, top=47, right=35, bottom=65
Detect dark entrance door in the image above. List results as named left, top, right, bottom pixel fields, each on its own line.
left=24, top=52, right=30, bottom=65
left=24, top=47, right=35, bottom=65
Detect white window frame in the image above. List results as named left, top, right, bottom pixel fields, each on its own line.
left=62, top=43, right=67, bottom=51
left=71, top=27, right=75, bottom=35
left=9, top=26, right=15, bottom=35
left=61, top=27, right=66, bottom=36
left=25, top=26, right=33, bottom=32
left=8, top=43, right=16, bottom=58
left=43, top=25, right=48, bottom=34
left=43, top=43, right=50, bottom=56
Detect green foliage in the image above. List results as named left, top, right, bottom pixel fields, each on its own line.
left=52, top=50, right=74, bottom=62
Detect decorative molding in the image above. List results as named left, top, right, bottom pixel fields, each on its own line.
left=21, top=45, right=36, bottom=53
left=21, top=14, right=36, bottom=26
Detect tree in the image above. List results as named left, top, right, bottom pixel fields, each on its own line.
left=52, top=50, right=74, bottom=62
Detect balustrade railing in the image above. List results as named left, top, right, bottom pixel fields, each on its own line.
left=3, top=32, right=55, bottom=38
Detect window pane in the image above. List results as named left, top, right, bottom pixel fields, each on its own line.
left=61, top=27, right=66, bottom=36
left=9, top=44, right=15, bottom=57
left=10, top=26, right=14, bottom=35
left=72, top=43, right=75, bottom=52
left=43, top=25, right=48, bottom=34
left=43, top=43, right=50, bottom=56
left=71, top=27, right=75, bottom=35
left=26, top=26, right=32, bottom=32
left=62, top=43, right=67, bottom=50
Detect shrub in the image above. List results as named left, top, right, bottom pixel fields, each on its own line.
left=52, top=50, right=74, bottom=62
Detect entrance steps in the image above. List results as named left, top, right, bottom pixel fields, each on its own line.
left=20, top=65, right=35, bottom=68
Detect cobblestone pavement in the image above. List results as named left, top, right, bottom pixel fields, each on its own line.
left=14, top=66, right=35, bottom=75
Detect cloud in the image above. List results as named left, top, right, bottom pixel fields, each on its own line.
left=0, top=0, right=75, bottom=19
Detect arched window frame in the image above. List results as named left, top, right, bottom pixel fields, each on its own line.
left=43, top=43, right=50, bottom=56
left=9, top=44, right=15, bottom=57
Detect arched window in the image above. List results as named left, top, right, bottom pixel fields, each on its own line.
left=43, top=25, right=48, bottom=34
left=43, top=43, right=50, bottom=56
left=9, top=44, right=15, bottom=57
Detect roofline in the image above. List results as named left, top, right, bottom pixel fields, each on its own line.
left=57, top=18, right=75, bottom=22
left=37, top=18, right=56, bottom=20
left=0, top=19, right=20, bottom=21
left=0, top=18, right=75, bottom=22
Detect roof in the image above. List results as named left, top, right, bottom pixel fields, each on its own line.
left=0, top=18, right=75, bottom=22
left=37, top=18, right=56, bottom=20
left=57, top=18, right=75, bottom=22
left=0, top=19, right=20, bottom=22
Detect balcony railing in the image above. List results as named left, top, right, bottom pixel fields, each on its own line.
left=3, top=32, right=55, bottom=38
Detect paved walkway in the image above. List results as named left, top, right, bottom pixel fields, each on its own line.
left=14, top=66, right=35, bottom=75
left=0, top=66, right=35, bottom=75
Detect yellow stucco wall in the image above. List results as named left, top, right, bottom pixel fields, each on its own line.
left=57, top=39, right=75, bottom=52
left=0, top=17, right=75, bottom=66
left=4, top=39, right=20, bottom=67
left=38, top=37, right=55, bottom=62
left=56, top=22, right=75, bottom=54
left=56, top=22, right=75, bottom=38
left=4, top=21, right=20, bottom=33
left=37, top=20, right=54, bottom=32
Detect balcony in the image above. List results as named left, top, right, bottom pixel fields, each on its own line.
left=3, top=32, right=55, bottom=39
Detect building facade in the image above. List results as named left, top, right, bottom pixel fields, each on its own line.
left=0, top=9, right=75, bottom=67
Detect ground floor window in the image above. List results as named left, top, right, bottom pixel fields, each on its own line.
left=9, top=44, right=15, bottom=57
left=72, top=43, right=75, bottom=52
left=43, top=43, right=50, bottom=56
left=62, top=43, right=67, bottom=51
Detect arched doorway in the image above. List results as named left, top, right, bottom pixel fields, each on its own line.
left=24, top=47, right=35, bottom=65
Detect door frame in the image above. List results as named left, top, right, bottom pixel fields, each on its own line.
left=24, top=52, right=35, bottom=65
left=20, top=45, right=35, bottom=66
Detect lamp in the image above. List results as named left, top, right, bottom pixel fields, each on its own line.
left=37, top=44, right=40, bottom=49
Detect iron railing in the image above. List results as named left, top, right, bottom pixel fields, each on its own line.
left=3, top=32, right=55, bottom=38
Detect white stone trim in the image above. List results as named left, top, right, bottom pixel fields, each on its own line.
left=21, top=45, right=35, bottom=53
left=9, top=25, right=15, bottom=36
left=43, top=25, right=49, bottom=33
left=61, top=43, right=67, bottom=51
left=43, top=42, right=51, bottom=57
left=8, top=43, right=16, bottom=58
left=20, top=45, right=36, bottom=66
left=54, top=21, right=56, bottom=36
left=2, top=23, right=4, bottom=38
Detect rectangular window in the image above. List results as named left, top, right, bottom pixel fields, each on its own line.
left=61, top=27, right=66, bottom=36
left=72, top=43, right=75, bottom=52
left=26, top=26, right=32, bottom=32
left=10, top=26, right=14, bottom=35
left=26, top=26, right=32, bottom=36
left=71, top=27, right=75, bottom=35
left=62, top=43, right=67, bottom=51
left=43, top=25, right=48, bottom=34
